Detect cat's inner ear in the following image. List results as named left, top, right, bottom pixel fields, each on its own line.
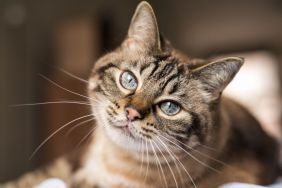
left=122, top=1, right=161, bottom=54
left=192, top=57, right=244, bottom=101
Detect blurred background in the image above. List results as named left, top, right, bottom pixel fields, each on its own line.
left=0, top=0, right=281, bottom=182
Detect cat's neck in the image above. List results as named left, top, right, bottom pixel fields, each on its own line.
left=90, top=125, right=146, bottom=163
left=81, top=125, right=216, bottom=187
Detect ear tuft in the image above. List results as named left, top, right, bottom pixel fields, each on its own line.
left=122, top=1, right=161, bottom=54
left=192, top=57, right=244, bottom=101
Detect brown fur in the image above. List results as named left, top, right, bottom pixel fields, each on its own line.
left=2, top=1, right=280, bottom=188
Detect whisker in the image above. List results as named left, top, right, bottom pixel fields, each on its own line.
left=155, top=137, right=184, bottom=186
left=29, top=114, right=93, bottom=160
left=123, top=131, right=130, bottom=154
left=65, top=117, right=95, bottom=137
left=11, top=101, right=92, bottom=107
left=197, top=143, right=218, bottom=152
left=189, top=126, right=218, bottom=152
left=152, top=140, right=179, bottom=188
left=144, top=139, right=149, bottom=182
left=74, top=126, right=97, bottom=150
left=54, top=66, right=89, bottom=84
left=156, top=136, right=197, bottom=188
left=159, top=134, right=221, bottom=173
left=38, top=74, right=96, bottom=103
left=168, top=135, right=229, bottom=168
left=140, top=138, right=145, bottom=173
left=149, top=140, right=168, bottom=188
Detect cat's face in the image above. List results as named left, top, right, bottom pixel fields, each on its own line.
left=89, top=52, right=207, bottom=152
left=88, top=2, right=243, bottom=152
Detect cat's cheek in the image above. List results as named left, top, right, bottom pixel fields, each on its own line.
left=188, top=135, right=200, bottom=148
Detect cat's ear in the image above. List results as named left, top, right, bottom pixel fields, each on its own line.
left=122, top=1, right=161, bottom=54
left=192, top=57, right=244, bottom=101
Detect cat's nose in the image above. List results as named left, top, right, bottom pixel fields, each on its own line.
left=125, top=107, right=141, bottom=121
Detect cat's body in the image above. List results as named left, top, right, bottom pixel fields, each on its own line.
left=2, top=1, right=279, bottom=188
left=3, top=97, right=278, bottom=188
left=70, top=97, right=279, bottom=188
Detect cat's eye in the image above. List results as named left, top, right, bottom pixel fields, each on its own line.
left=120, top=71, right=138, bottom=90
left=159, top=101, right=180, bottom=116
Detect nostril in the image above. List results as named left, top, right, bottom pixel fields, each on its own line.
left=125, top=108, right=129, bottom=116
left=125, top=109, right=131, bottom=120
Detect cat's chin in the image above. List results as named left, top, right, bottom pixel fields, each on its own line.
left=102, top=122, right=144, bottom=152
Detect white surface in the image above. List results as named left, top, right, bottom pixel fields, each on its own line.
left=34, top=178, right=67, bottom=188
left=220, top=183, right=266, bottom=188
left=221, top=178, right=282, bottom=188
left=33, top=178, right=282, bottom=188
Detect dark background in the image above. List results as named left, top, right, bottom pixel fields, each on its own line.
left=0, top=0, right=282, bottom=182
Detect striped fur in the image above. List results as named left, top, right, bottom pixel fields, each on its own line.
left=3, top=1, right=279, bottom=188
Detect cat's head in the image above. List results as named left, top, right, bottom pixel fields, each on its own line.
left=88, top=1, right=243, bottom=152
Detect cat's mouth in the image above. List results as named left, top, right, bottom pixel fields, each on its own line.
left=109, top=121, right=135, bottom=138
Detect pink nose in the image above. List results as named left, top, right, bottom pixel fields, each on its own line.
left=125, top=107, right=141, bottom=121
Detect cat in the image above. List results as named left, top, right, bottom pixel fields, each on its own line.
left=2, top=1, right=280, bottom=188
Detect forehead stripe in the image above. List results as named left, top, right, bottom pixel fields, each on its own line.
left=148, top=60, right=160, bottom=77
left=168, top=82, right=179, bottom=95
left=160, top=74, right=179, bottom=94
left=154, top=63, right=174, bottom=79
left=140, top=63, right=152, bottom=74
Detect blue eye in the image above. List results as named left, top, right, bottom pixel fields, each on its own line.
left=120, top=71, right=138, bottom=90
left=160, top=101, right=180, bottom=116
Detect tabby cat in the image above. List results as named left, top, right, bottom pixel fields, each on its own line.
left=2, top=1, right=280, bottom=188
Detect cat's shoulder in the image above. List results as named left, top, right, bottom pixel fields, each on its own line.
left=221, top=96, right=272, bottom=144
left=221, top=97, right=279, bottom=177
